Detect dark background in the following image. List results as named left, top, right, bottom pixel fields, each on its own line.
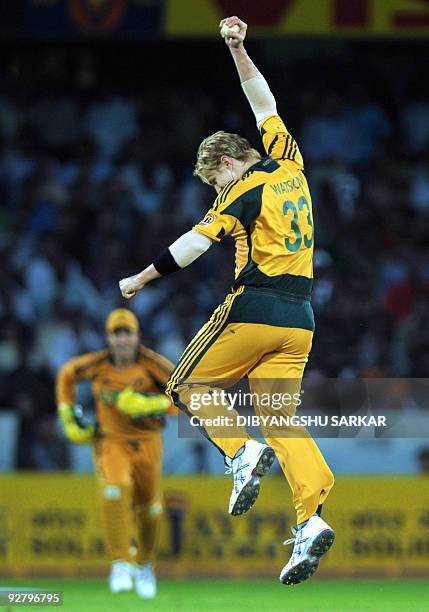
left=1, top=29, right=429, bottom=468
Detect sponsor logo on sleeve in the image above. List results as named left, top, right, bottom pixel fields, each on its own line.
left=199, top=213, right=217, bottom=226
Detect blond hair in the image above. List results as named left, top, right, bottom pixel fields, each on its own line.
left=194, top=131, right=261, bottom=183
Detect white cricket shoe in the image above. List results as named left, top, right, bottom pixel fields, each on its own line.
left=135, top=562, right=157, bottom=599
left=225, top=440, right=275, bottom=516
left=109, top=560, right=134, bottom=593
left=280, top=514, right=335, bottom=585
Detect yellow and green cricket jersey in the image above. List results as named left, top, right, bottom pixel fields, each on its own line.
left=193, top=114, right=314, bottom=301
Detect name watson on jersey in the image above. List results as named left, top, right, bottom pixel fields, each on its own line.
left=189, top=414, right=387, bottom=428
left=270, top=175, right=305, bottom=196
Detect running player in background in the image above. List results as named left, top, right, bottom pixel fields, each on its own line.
left=56, top=309, right=175, bottom=599
left=119, top=17, right=335, bottom=585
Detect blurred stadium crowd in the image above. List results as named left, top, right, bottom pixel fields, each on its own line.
left=1, top=42, right=429, bottom=469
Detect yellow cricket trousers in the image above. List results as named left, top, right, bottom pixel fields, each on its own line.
left=167, top=286, right=334, bottom=524
left=93, top=432, right=163, bottom=562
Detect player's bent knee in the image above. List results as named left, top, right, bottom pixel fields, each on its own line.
left=148, top=500, right=163, bottom=517
left=102, top=483, right=129, bottom=500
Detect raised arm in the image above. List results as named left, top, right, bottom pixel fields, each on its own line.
left=119, top=16, right=275, bottom=301
left=220, top=16, right=277, bottom=126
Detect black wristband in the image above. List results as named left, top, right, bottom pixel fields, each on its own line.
left=153, top=248, right=181, bottom=277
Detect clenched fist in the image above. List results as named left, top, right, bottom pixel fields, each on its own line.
left=119, top=273, right=145, bottom=299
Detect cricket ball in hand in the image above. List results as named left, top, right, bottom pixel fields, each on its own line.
left=220, top=23, right=240, bottom=38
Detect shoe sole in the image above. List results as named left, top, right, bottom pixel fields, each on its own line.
left=280, top=528, right=335, bottom=586
left=230, top=447, right=275, bottom=516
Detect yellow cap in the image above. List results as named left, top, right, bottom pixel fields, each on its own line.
left=106, top=309, right=139, bottom=333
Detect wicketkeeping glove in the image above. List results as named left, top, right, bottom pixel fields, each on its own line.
left=58, top=403, right=95, bottom=444
left=114, top=387, right=170, bottom=419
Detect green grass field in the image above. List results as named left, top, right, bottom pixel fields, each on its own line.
left=2, top=579, right=429, bottom=612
